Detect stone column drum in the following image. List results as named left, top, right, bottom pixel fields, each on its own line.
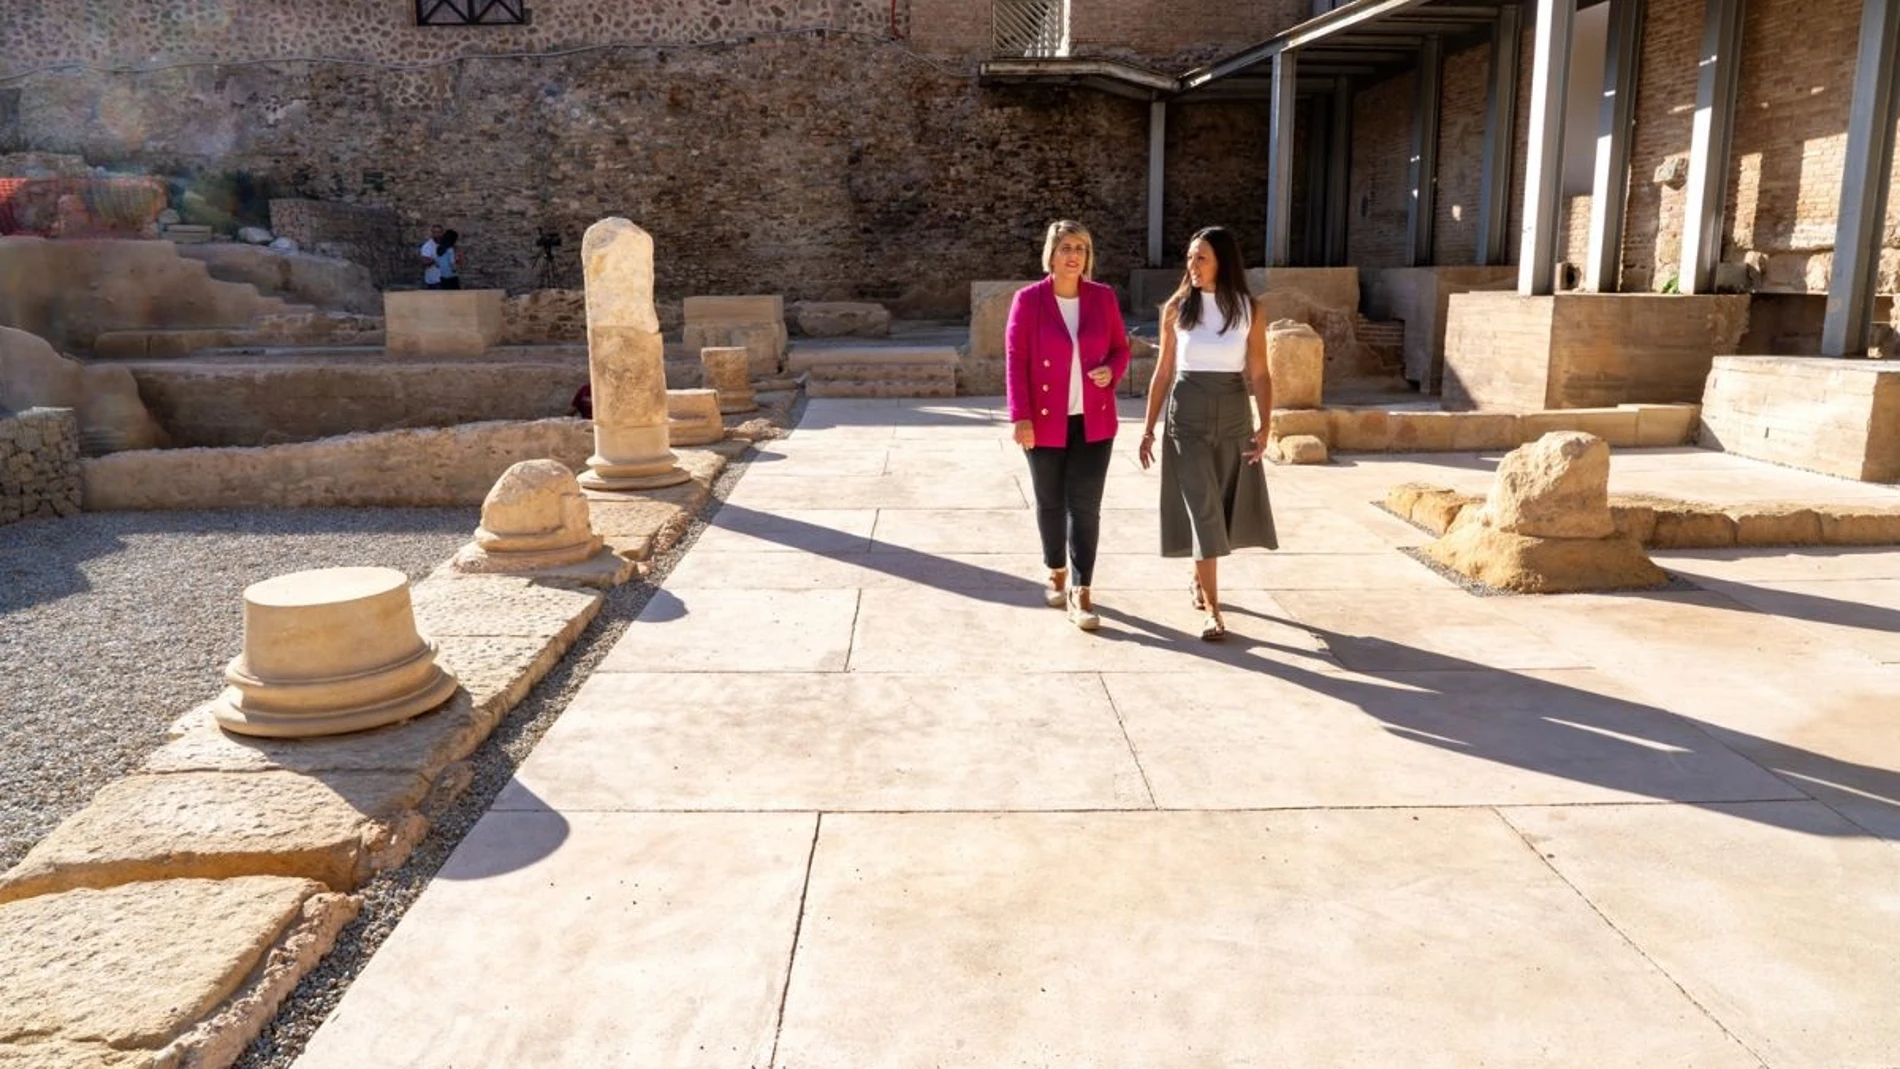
left=667, top=389, right=725, bottom=446
left=212, top=567, right=459, bottom=738
left=452, top=459, right=604, bottom=573
left=579, top=218, right=689, bottom=491
left=700, top=346, right=758, bottom=414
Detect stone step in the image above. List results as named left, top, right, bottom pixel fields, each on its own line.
left=804, top=362, right=956, bottom=383
left=786, top=344, right=960, bottom=374
left=807, top=377, right=957, bottom=399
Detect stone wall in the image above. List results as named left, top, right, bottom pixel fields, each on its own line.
left=268, top=199, right=416, bottom=291
left=81, top=418, right=595, bottom=510
left=1348, top=73, right=1413, bottom=269
left=0, top=0, right=1305, bottom=314
left=1432, top=41, right=1491, bottom=267
left=0, top=407, right=81, bottom=525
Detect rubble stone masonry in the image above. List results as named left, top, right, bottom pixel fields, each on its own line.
left=0, top=407, right=82, bottom=526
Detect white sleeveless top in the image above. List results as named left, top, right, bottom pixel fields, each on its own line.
left=1173, top=292, right=1251, bottom=373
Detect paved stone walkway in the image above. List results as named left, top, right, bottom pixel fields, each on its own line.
left=294, top=399, right=1900, bottom=1069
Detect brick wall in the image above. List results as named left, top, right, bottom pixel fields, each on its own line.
left=0, top=407, right=81, bottom=526
left=1433, top=41, right=1491, bottom=266
left=1348, top=73, right=1413, bottom=268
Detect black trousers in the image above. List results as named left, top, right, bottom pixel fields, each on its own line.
left=1023, top=414, right=1114, bottom=586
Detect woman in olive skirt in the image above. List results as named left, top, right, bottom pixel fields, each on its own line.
left=1136, top=226, right=1278, bottom=640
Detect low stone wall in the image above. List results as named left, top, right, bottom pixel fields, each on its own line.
left=1699, top=356, right=1900, bottom=482
left=124, top=355, right=589, bottom=447
left=1270, top=403, right=1699, bottom=454
left=0, top=407, right=81, bottom=524
left=82, top=419, right=595, bottom=510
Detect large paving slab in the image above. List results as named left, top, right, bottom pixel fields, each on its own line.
left=497, top=673, right=1151, bottom=812
left=1503, top=801, right=1900, bottom=1068
left=0, top=877, right=351, bottom=1069
left=724, top=472, right=1027, bottom=510
left=689, top=506, right=878, bottom=554
left=1660, top=576, right=1900, bottom=664
left=593, top=588, right=859, bottom=673
left=1106, top=668, right=1804, bottom=810
left=1271, top=588, right=1592, bottom=672
left=775, top=811, right=1761, bottom=1069
left=293, top=812, right=813, bottom=1069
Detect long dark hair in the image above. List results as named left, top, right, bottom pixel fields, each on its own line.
left=1167, top=226, right=1252, bottom=335
left=438, top=229, right=459, bottom=252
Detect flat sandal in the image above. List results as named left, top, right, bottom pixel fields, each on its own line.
left=1199, top=612, right=1227, bottom=642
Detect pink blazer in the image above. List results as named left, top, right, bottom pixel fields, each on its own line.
left=1004, top=277, right=1131, bottom=447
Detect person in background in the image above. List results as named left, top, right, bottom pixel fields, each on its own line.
left=420, top=224, right=443, bottom=289
left=433, top=230, right=461, bottom=290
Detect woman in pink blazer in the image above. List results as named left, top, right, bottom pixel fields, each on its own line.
left=1005, top=220, right=1132, bottom=630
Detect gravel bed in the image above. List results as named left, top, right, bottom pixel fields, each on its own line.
left=0, top=507, right=476, bottom=872
left=232, top=404, right=798, bottom=1069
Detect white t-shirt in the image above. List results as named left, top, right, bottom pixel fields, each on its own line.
left=420, top=239, right=441, bottom=285
left=1174, top=292, right=1251, bottom=373
left=1055, top=294, right=1084, bottom=416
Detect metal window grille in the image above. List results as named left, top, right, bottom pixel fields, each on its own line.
left=993, top=0, right=1069, bottom=58
left=416, top=0, right=528, bottom=26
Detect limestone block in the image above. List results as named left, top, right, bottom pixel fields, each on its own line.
left=967, top=280, right=1039, bottom=363
left=1625, top=403, right=1700, bottom=447
left=701, top=346, right=759, bottom=414
left=1451, top=412, right=1521, bottom=451
left=0, top=877, right=355, bottom=1069
left=0, top=326, right=167, bottom=453
left=1609, top=500, right=1661, bottom=544
left=1647, top=507, right=1737, bottom=549
left=1387, top=412, right=1460, bottom=452
left=1269, top=408, right=1331, bottom=444
left=1278, top=434, right=1329, bottom=465
left=683, top=295, right=786, bottom=377
left=683, top=294, right=781, bottom=324
left=1385, top=483, right=1479, bottom=534
left=794, top=301, right=892, bottom=338
left=667, top=388, right=725, bottom=447
left=0, top=769, right=432, bottom=903
left=1425, top=525, right=1667, bottom=594
left=1817, top=508, right=1900, bottom=545
left=1328, top=408, right=1391, bottom=452
left=383, top=290, right=503, bottom=357
left=1521, top=408, right=1642, bottom=448
left=1479, top=432, right=1615, bottom=539
left=1266, top=320, right=1324, bottom=409
left=1732, top=507, right=1823, bottom=546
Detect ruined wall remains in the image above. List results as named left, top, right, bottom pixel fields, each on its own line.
left=0, top=407, right=81, bottom=525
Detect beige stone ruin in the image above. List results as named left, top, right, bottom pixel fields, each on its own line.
left=1424, top=431, right=1667, bottom=593
left=666, top=389, right=725, bottom=446
left=700, top=346, right=758, bottom=414
left=451, top=459, right=631, bottom=586
left=1267, top=320, right=1324, bottom=410
left=578, top=218, right=689, bottom=491
left=682, top=295, right=787, bottom=379
left=212, top=566, right=460, bottom=738
left=384, top=289, right=504, bottom=358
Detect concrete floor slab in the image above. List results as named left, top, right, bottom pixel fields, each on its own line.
left=1670, top=577, right=1900, bottom=664
left=690, top=507, right=877, bottom=554
left=1272, top=589, right=1592, bottom=672
left=775, top=811, right=1760, bottom=1069
left=1106, top=668, right=1803, bottom=810
left=293, top=811, right=813, bottom=1069
left=496, top=673, right=1150, bottom=812
left=1655, top=547, right=1900, bottom=583
left=724, top=473, right=1027, bottom=511
left=1503, top=801, right=1900, bottom=1068
left=593, top=588, right=859, bottom=673
left=846, top=586, right=1333, bottom=674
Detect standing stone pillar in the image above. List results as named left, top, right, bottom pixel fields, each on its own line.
left=580, top=218, right=689, bottom=491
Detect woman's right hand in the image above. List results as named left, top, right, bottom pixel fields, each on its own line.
left=1012, top=419, right=1036, bottom=450
left=1138, top=432, right=1156, bottom=470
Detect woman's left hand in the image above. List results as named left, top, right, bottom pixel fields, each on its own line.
left=1244, top=429, right=1273, bottom=465
left=1087, top=366, right=1113, bottom=389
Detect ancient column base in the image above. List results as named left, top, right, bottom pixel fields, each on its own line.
left=580, top=422, right=689, bottom=490
left=212, top=567, right=459, bottom=738
left=668, top=388, right=725, bottom=446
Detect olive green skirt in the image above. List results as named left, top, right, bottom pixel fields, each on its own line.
left=1159, top=371, right=1278, bottom=559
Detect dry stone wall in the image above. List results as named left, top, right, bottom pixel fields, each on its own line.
left=0, top=407, right=81, bottom=525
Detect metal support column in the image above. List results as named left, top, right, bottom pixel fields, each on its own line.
left=1585, top=0, right=1644, bottom=292
left=1267, top=47, right=1298, bottom=267
left=1326, top=77, right=1353, bottom=266
left=1408, top=35, right=1444, bottom=266
left=1823, top=0, right=1900, bottom=356
left=1681, top=0, right=1745, bottom=294
left=1478, top=4, right=1522, bottom=266
left=1146, top=99, right=1166, bottom=267
left=1519, top=0, right=1575, bottom=294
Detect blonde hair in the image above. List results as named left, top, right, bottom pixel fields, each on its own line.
left=1040, top=220, right=1095, bottom=280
